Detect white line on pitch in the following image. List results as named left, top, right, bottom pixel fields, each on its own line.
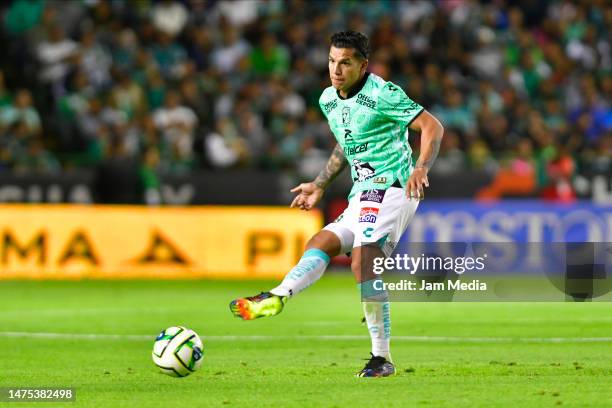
left=0, top=332, right=610, bottom=343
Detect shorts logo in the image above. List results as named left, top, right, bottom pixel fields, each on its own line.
left=363, top=227, right=374, bottom=238
left=359, top=207, right=379, bottom=223
left=360, top=189, right=386, bottom=203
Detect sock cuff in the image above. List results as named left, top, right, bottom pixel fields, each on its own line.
left=357, top=278, right=387, bottom=300
left=303, top=248, right=331, bottom=263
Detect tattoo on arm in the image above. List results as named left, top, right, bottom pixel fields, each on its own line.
left=314, top=144, right=347, bottom=189
left=415, top=135, right=442, bottom=171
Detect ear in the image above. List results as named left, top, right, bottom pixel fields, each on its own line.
left=360, top=59, right=369, bottom=73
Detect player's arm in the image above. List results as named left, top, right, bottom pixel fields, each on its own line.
left=314, top=143, right=347, bottom=189
left=290, top=143, right=346, bottom=210
left=406, top=110, right=444, bottom=200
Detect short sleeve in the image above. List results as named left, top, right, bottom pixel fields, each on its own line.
left=318, top=92, right=332, bottom=120
left=377, top=82, right=424, bottom=127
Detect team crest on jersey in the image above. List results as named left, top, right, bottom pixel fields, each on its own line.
left=360, top=189, right=386, bottom=203
left=352, top=159, right=375, bottom=182
left=359, top=207, right=379, bottom=223
left=342, top=106, right=351, bottom=125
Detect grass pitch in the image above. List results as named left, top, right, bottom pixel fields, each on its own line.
left=0, top=275, right=611, bottom=407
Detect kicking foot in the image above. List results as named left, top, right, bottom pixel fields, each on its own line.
left=229, top=292, right=287, bottom=320
left=355, top=353, right=396, bottom=377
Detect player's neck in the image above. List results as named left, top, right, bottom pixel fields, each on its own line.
left=338, top=72, right=369, bottom=100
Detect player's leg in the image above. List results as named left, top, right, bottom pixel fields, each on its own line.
left=352, top=187, right=419, bottom=377
left=268, top=230, right=341, bottom=297
left=229, top=230, right=346, bottom=320
left=230, top=198, right=358, bottom=320
left=352, top=244, right=395, bottom=377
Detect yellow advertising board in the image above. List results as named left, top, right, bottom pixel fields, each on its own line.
left=0, top=205, right=322, bottom=279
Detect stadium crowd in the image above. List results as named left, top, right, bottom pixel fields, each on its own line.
left=0, top=0, right=610, bottom=201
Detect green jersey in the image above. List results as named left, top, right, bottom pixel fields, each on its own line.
left=318, top=72, right=424, bottom=198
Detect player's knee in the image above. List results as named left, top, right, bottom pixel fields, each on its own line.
left=305, top=231, right=341, bottom=258
left=305, top=234, right=324, bottom=250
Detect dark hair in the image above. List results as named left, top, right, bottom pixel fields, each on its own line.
left=330, top=31, right=369, bottom=60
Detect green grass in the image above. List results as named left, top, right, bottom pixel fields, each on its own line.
left=0, top=275, right=611, bottom=407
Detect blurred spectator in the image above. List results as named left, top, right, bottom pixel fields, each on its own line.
left=36, top=24, right=78, bottom=100
left=432, top=89, right=476, bottom=134
left=431, top=130, right=466, bottom=176
left=13, top=137, right=61, bottom=174
left=215, top=0, right=261, bottom=27
left=153, top=91, right=198, bottom=166
left=151, top=0, right=188, bottom=38
left=250, top=33, right=290, bottom=77
left=477, top=138, right=537, bottom=200
left=0, top=89, right=41, bottom=136
left=540, top=146, right=577, bottom=202
left=151, top=31, right=188, bottom=80
left=141, top=146, right=162, bottom=205
left=204, top=118, right=247, bottom=169
left=110, top=71, right=146, bottom=120
left=211, top=26, right=250, bottom=74
left=78, top=29, right=112, bottom=90
left=111, top=28, right=139, bottom=72
left=1, top=120, right=33, bottom=166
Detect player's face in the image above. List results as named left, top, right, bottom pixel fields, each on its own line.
left=328, top=46, right=368, bottom=95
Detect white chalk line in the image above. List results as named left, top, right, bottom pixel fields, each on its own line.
left=0, top=331, right=610, bottom=343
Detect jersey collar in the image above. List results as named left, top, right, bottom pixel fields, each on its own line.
left=337, top=72, right=369, bottom=100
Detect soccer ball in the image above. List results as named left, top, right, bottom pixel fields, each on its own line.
left=152, top=326, right=204, bottom=377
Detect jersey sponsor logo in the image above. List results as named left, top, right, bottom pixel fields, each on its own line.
left=342, top=106, right=351, bottom=125
left=344, top=128, right=354, bottom=142
left=352, top=159, right=376, bottom=182
left=356, top=94, right=376, bottom=109
left=373, top=177, right=387, bottom=184
left=359, top=207, right=379, bottom=223
left=360, top=189, right=386, bottom=203
left=344, top=142, right=368, bottom=156
left=323, top=100, right=338, bottom=114
left=387, top=83, right=398, bottom=92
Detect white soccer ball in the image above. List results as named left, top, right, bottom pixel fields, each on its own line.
left=152, top=326, right=204, bottom=377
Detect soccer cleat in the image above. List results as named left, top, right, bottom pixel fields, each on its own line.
left=355, top=353, right=396, bottom=377
left=229, top=292, right=287, bottom=320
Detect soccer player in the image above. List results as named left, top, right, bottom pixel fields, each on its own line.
left=230, top=31, right=444, bottom=377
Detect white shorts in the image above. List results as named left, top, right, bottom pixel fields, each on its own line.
left=324, top=187, right=419, bottom=257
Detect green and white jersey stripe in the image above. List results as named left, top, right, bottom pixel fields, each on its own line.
left=319, top=72, right=424, bottom=198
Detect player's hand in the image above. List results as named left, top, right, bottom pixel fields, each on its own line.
left=406, top=167, right=429, bottom=201
left=290, top=182, right=324, bottom=210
